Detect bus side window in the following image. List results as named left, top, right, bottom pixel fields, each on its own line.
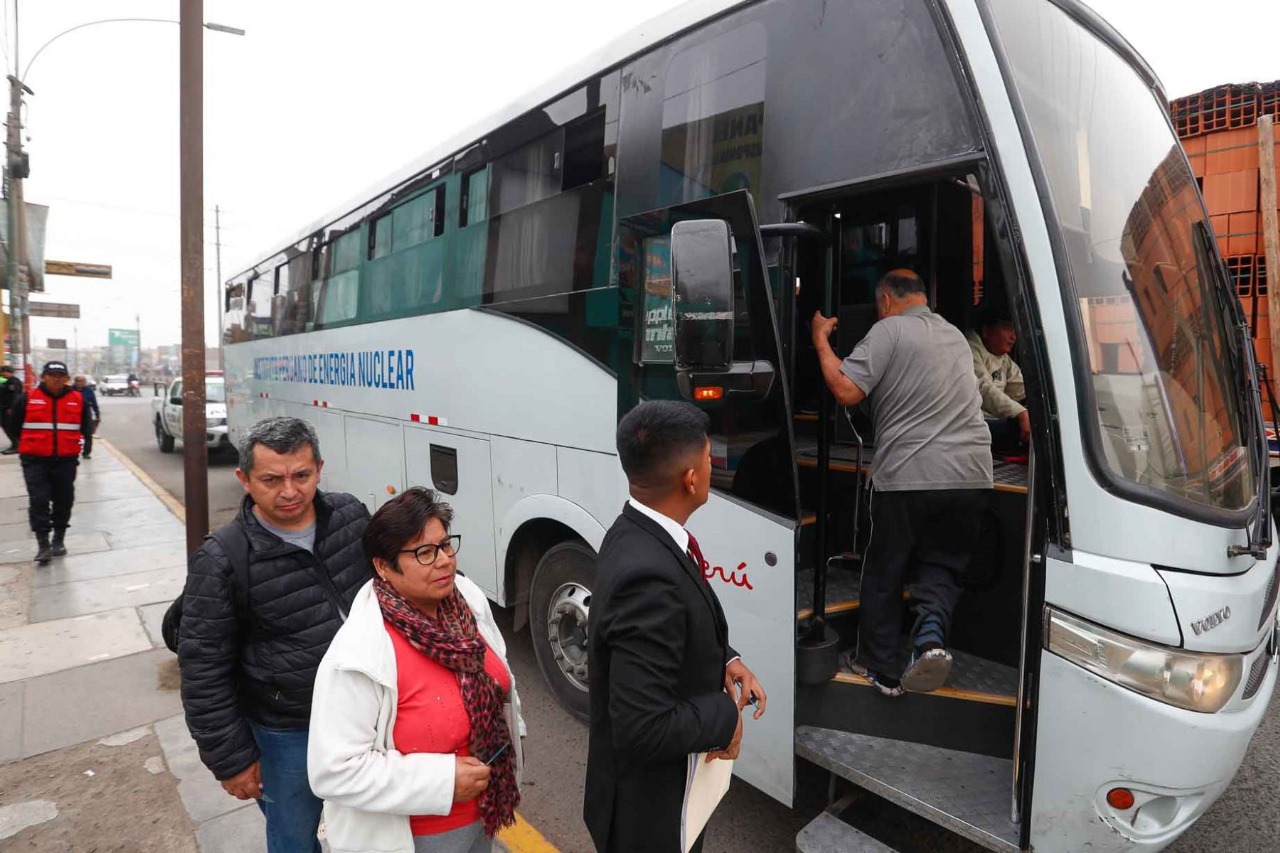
left=460, top=168, right=488, bottom=228
left=319, top=228, right=362, bottom=325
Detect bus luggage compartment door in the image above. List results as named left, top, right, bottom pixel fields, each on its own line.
left=404, top=426, right=499, bottom=599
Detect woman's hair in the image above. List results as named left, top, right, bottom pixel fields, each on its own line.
left=363, top=487, right=455, bottom=574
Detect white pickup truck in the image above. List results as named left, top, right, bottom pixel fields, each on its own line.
left=152, top=373, right=231, bottom=453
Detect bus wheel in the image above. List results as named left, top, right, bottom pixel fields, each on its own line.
left=155, top=417, right=175, bottom=454
left=529, top=540, right=594, bottom=722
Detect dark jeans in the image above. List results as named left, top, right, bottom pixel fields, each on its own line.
left=21, top=457, right=78, bottom=534
left=857, top=488, right=991, bottom=678
left=1, top=410, right=17, bottom=449
left=82, top=420, right=97, bottom=456
left=248, top=721, right=323, bottom=853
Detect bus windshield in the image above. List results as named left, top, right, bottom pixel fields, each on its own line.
left=988, top=0, right=1255, bottom=512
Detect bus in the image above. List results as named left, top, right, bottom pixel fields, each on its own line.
left=221, top=0, right=1280, bottom=849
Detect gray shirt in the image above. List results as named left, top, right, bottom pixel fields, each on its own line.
left=840, top=305, right=993, bottom=492
left=256, top=512, right=317, bottom=554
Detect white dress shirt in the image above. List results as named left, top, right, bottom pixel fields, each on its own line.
left=626, top=498, right=739, bottom=667
left=627, top=497, right=690, bottom=554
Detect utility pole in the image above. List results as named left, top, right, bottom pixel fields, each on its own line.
left=5, top=77, right=31, bottom=384
left=215, top=204, right=223, bottom=369
left=1261, top=115, right=1280, bottom=386
left=180, top=0, right=209, bottom=552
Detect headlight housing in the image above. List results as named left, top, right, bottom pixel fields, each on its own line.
left=207, top=417, right=226, bottom=428
left=1046, top=608, right=1244, bottom=713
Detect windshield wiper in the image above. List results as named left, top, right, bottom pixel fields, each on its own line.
left=1194, top=222, right=1272, bottom=558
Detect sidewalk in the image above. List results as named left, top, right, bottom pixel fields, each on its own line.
left=0, top=441, right=543, bottom=852
left=0, top=440, right=268, bottom=851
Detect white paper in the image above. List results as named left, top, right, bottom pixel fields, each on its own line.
left=681, top=753, right=733, bottom=852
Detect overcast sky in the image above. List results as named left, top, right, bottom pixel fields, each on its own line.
left=10, top=0, right=1280, bottom=350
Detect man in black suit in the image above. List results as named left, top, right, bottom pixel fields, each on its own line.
left=584, top=400, right=767, bottom=853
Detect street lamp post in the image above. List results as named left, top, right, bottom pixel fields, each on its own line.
left=2, top=7, right=243, bottom=549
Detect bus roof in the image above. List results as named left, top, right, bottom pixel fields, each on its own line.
left=233, top=0, right=1160, bottom=282
left=233, top=0, right=751, bottom=280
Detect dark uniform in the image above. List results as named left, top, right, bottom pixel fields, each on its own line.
left=0, top=366, right=23, bottom=452
left=10, top=361, right=93, bottom=564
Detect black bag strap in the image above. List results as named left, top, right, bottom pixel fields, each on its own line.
left=208, top=521, right=253, bottom=625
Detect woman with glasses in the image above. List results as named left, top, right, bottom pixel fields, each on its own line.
left=308, top=487, right=524, bottom=853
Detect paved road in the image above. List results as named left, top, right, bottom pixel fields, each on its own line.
left=96, top=395, right=243, bottom=529
left=102, top=398, right=1280, bottom=852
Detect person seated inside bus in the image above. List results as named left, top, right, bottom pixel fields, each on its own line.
left=811, top=269, right=992, bottom=697
left=966, top=310, right=1027, bottom=453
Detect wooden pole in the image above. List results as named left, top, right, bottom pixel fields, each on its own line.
left=1261, top=115, right=1280, bottom=385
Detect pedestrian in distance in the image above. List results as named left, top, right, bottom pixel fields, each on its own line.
left=8, top=361, right=93, bottom=564
left=0, top=364, right=22, bottom=454
left=73, top=376, right=101, bottom=459
left=584, top=400, right=767, bottom=853
left=811, top=269, right=993, bottom=697
left=308, top=487, right=524, bottom=853
left=176, top=416, right=372, bottom=853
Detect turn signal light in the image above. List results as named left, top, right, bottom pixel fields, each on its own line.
left=693, top=386, right=723, bottom=401
left=1106, top=788, right=1135, bottom=810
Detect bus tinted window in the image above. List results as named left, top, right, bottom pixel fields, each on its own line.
left=989, top=0, right=1254, bottom=511
left=492, top=131, right=563, bottom=216
left=331, top=229, right=361, bottom=274
left=462, top=169, right=488, bottom=227
left=248, top=276, right=276, bottom=339
left=661, top=23, right=766, bottom=207
left=320, top=271, right=359, bottom=325
left=393, top=190, right=438, bottom=249
left=370, top=214, right=393, bottom=260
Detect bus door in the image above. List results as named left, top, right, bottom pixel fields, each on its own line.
left=617, top=190, right=802, bottom=806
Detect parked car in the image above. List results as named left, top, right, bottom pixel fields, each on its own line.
left=152, top=373, right=229, bottom=453
left=101, top=374, right=131, bottom=396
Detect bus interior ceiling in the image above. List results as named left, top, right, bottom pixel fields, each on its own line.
left=787, top=174, right=1030, bottom=761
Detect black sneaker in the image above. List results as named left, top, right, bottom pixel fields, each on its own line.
left=841, top=651, right=904, bottom=698
left=1, top=448, right=16, bottom=455
left=901, top=647, right=953, bottom=693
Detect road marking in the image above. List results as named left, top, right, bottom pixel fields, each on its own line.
left=99, top=438, right=187, bottom=523
left=497, top=812, right=560, bottom=853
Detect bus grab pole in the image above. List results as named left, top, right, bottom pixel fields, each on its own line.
left=808, top=214, right=837, bottom=639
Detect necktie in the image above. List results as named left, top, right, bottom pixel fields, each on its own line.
left=687, top=533, right=707, bottom=574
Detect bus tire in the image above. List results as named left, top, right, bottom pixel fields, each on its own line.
left=155, top=417, right=175, bottom=454
left=529, top=540, right=595, bottom=722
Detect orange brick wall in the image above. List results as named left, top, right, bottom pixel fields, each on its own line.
left=1173, top=81, right=1280, bottom=374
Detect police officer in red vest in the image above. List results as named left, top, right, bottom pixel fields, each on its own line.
left=8, top=361, right=93, bottom=564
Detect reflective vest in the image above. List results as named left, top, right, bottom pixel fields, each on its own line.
left=18, top=386, right=84, bottom=457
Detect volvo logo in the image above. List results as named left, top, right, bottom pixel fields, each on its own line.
left=1190, top=606, right=1232, bottom=636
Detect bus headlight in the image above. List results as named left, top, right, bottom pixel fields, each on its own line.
left=1047, top=608, right=1244, bottom=713
left=207, top=418, right=226, bottom=428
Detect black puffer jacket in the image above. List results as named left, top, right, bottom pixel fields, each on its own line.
left=178, top=491, right=371, bottom=780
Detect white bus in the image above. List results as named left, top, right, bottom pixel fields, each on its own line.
left=222, top=0, right=1279, bottom=849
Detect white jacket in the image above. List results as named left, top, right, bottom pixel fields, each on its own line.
left=307, top=577, right=525, bottom=853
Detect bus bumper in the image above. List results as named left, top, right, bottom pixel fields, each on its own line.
left=1029, top=640, right=1276, bottom=852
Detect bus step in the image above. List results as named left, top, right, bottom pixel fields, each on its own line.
left=835, top=645, right=1017, bottom=707
left=796, top=566, right=863, bottom=619
left=796, top=811, right=898, bottom=853
left=796, top=727, right=1019, bottom=852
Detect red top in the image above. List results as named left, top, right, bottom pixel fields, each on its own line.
left=386, top=621, right=511, bottom=836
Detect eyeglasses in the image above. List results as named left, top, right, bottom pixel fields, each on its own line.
left=398, top=534, right=462, bottom=566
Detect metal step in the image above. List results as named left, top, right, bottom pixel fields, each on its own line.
left=837, top=645, right=1018, bottom=706
left=796, top=727, right=1019, bottom=852
left=796, top=566, right=865, bottom=619
left=796, top=811, right=899, bottom=853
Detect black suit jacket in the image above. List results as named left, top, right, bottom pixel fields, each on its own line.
left=583, top=503, right=739, bottom=853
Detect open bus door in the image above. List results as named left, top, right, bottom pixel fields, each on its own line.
left=617, top=191, right=801, bottom=805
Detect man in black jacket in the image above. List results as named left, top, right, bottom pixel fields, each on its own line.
left=0, top=364, right=22, bottom=453
left=584, top=401, right=767, bottom=853
left=177, top=416, right=370, bottom=853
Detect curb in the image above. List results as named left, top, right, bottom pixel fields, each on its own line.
left=99, top=437, right=187, bottom=523
left=496, top=812, right=560, bottom=853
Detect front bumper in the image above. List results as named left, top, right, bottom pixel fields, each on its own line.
left=1030, top=633, right=1277, bottom=852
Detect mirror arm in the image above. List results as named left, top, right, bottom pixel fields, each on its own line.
left=759, top=222, right=829, bottom=244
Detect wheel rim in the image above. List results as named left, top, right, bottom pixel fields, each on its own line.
left=545, top=581, right=591, bottom=692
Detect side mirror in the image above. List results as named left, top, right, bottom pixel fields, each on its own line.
left=670, top=219, right=734, bottom=372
